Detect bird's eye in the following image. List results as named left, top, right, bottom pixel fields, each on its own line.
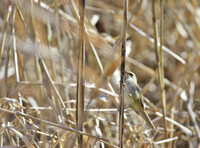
left=129, top=73, right=133, bottom=77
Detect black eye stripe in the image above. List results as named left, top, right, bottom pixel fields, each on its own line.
left=129, top=73, right=133, bottom=77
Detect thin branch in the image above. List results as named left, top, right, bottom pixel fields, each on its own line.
left=76, top=0, right=85, bottom=147
left=159, top=0, right=167, bottom=140
left=0, top=5, right=12, bottom=66
left=152, top=0, right=167, bottom=140
left=153, top=136, right=178, bottom=145
left=12, top=10, right=19, bottom=83
left=187, top=81, right=200, bottom=139
left=2, top=4, right=15, bottom=97
left=119, top=0, right=128, bottom=147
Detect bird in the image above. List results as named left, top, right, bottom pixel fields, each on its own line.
left=124, top=71, right=155, bottom=129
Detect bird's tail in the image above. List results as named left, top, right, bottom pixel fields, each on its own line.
left=139, top=110, right=155, bottom=129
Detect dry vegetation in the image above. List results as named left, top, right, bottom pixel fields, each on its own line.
left=0, top=0, right=200, bottom=147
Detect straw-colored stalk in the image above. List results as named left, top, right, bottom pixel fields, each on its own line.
left=76, top=0, right=85, bottom=147
left=119, top=0, right=128, bottom=147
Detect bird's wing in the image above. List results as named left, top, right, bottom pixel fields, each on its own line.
left=125, top=82, right=144, bottom=108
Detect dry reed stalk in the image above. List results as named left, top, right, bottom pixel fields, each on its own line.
left=119, top=0, right=128, bottom=147
left=0, top=0, right=200, bottom=147
left=76, top=0, right=85, bottom=147
left=152, top=0, right=167, bottom=141
left=0, top=5, right=12, bottom=66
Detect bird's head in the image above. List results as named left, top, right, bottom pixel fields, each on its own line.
left=125, top=71, right=137, bottom=84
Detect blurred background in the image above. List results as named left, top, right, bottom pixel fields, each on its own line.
left=0, top=0, right=200, bottom=147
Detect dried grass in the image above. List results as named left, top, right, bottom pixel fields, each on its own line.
left=0, top=0, right=200, bottom=147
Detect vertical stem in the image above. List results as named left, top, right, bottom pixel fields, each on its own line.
left=119, top=0, right=128, bottom=147
left=0, top=5, right=12, bottom=66
left=159, top=0, right=167, bottom=140
left=76, top=0, right=85, bottom=148
left=152, top=0, right=167, bottom=140
left=12, top=15, right=19, bottom=83
left=3, top=39, right=11, bottom=97
left=159, top=1, right=164, bottom=75
left=169, top=107, right=175, bottom=148
left=2, top=4, right=15, bottom=97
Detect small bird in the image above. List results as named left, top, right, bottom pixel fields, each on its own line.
left=124, top=71, right=155, bottom=129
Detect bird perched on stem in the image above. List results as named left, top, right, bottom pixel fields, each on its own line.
left=124, top=71, right=155, bottom=129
